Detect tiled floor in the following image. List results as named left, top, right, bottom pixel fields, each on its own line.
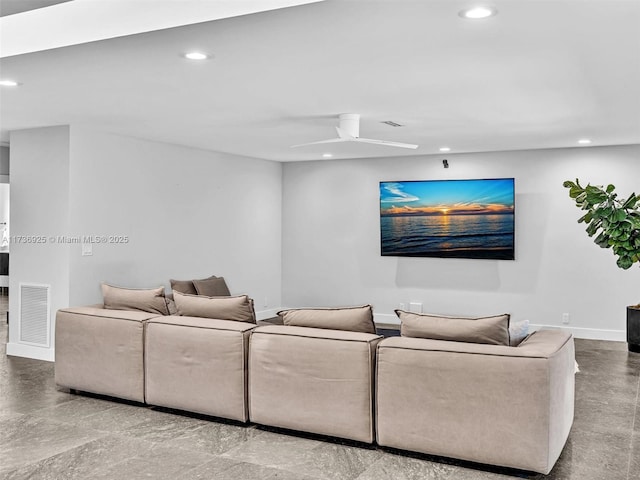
left=1, top=295, right=639, bottom=479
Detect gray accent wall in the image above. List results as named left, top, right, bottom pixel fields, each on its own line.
left=281, top=144, right=640, bottom=340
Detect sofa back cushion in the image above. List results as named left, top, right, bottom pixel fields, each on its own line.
left=193, top=277, right=231, bottom=297
left=397, top=310, right=510, bottom=346
left=277, top=305, right=376, bottom=334
left=170, top=275, right=229, bottom=296
left=169, top=278, right=198, bottom=295
left=173, top=290, right=256, bottom=323
left=101, top=284, right=169, bottom=315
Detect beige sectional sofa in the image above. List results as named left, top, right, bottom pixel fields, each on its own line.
left=54, top=297, right=575, bottom=475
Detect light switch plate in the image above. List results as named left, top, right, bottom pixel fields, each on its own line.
left=81, top=242, right=93, bottom=256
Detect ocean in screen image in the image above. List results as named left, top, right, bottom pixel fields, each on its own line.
left=380, top=212, right=514, bottom=259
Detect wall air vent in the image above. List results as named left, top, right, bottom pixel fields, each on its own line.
left=19, top=283, right=51, bottom=347
left=381, top=120, right=404, bottom=127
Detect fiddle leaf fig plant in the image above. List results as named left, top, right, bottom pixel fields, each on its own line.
left=563, top=179, right=640, bottom=270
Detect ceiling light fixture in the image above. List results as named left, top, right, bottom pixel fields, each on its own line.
left=184, top=52, right=209, bottom=60
left=322, top=153, right=333, bottom=158
left=577, top=139, right=592, bottom=145
left=0, top=80, right=19, bottom=87
left=439, top=147, right=451, bottom=152
left=459, top=6, right=497, bottom=19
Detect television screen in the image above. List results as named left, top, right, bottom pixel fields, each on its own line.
left=380, top=178, right=515, bottom=260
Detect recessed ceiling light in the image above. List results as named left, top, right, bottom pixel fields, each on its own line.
left=184, top=52, right=209, bottom=60
left=577, top=139, right=592, bottom=145
left=322, top=153, right=333, bottom=158
left=439, top=147, right=451, bottom=152
left=459, top=6, right=497, bottom=19
left=0, top=80, right=19, bottom=87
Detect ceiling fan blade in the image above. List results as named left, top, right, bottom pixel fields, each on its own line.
left=291, top=138, right=347, bottom=148
left=355, top=137, right=419, bottom=149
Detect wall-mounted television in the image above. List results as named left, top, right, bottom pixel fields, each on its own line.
left=380, top=178, right=515, bottom=260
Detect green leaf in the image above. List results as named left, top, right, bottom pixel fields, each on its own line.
left=578, top=212, right=593, bottom=224
left=606, top=184, right=615, bottom=193
left=570, top=187, right=584, bottom=199
left=594, top=232, right=610, bottom=247
left=622, top=193, right=637, bottom=209
left=617, top=256, right=634, bottom=270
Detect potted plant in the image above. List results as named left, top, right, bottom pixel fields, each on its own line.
left=563, top=179, right=640, bottom=351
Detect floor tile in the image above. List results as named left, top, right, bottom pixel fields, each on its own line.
left=2, top=434, right=154, bottom=480
left=164, top=420, right=262, bottom=455
left=90, top=442, right=216, bottom=480
left=0, top=412, right=107, bottom=471
left=183, top=457, right=320, bottom=480
left=118, top=409, right=209, bottom=443
left=222, top=429, right=323, bottom=468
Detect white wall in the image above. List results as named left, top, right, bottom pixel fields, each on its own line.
left=7, top=126, right=282, bottom=360
left=8, top=126, right=71, bottom=360
left=282, top=144, right=640, bottom=340
left=67, top=129, right=282, bottom=316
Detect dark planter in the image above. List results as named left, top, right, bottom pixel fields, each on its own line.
left=628, top=306, right=640, bottom=352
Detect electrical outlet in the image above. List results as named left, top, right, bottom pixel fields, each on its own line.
left=409, top=302, right=423, bottom=313
left=562, top=313, right=570, bottom=324
left=399, top=303, right=406, bottom=311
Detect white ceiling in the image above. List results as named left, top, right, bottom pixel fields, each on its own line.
left=1, top=0, right=639, bottom=162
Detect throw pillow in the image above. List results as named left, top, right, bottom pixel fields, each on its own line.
left=101, top=284, right=169, bottom=315
left=397, top=310, right=510, bottom=346
left=169, top=275, right=217, bottom=295
left=193, top=277, right=231, bottom=297
left=173, top=290, right=256, bottom=323
left=509, top=319, right=530, bottom=346
left=169, top=278, right=199, bottom=295
left=277, top=305, right=376, bottom=334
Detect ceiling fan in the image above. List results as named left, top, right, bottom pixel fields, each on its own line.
left=291, top=113, right=418, bottom=150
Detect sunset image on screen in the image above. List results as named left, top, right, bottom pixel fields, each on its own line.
left=379, top=178, right=515, bottom=259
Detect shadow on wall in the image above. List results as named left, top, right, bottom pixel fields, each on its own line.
left=394, top=193, right=549, bottom=292
left=395, top=256, right=501, bottom=291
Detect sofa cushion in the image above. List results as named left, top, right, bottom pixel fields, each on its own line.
left=396, top=310, right=510, bottom=346
left=193, top=277, right=231, bottom=297
left=169, top=278, right=198, bottom=295
left=277, top=305, right=376, bottom=334
left=101, top=284, right=169, bottom=315
left=173, top=290, right=256, bottom=323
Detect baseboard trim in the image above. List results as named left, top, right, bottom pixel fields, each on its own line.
left=529, top=324, right=626, bottom=342
left=6, top=342, right=55, bottom=362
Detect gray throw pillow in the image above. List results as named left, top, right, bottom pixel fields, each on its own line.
left=397, top=310, right=510, bottom=346
left=193, top=277, right=231, bottom=297
left=169, top=278, right=198, bottom=295
left=277, top=305, right=376, bottom=334
left=101, top=284, right=169, bottom=316
left=173, top=290, right=255, bottom=323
